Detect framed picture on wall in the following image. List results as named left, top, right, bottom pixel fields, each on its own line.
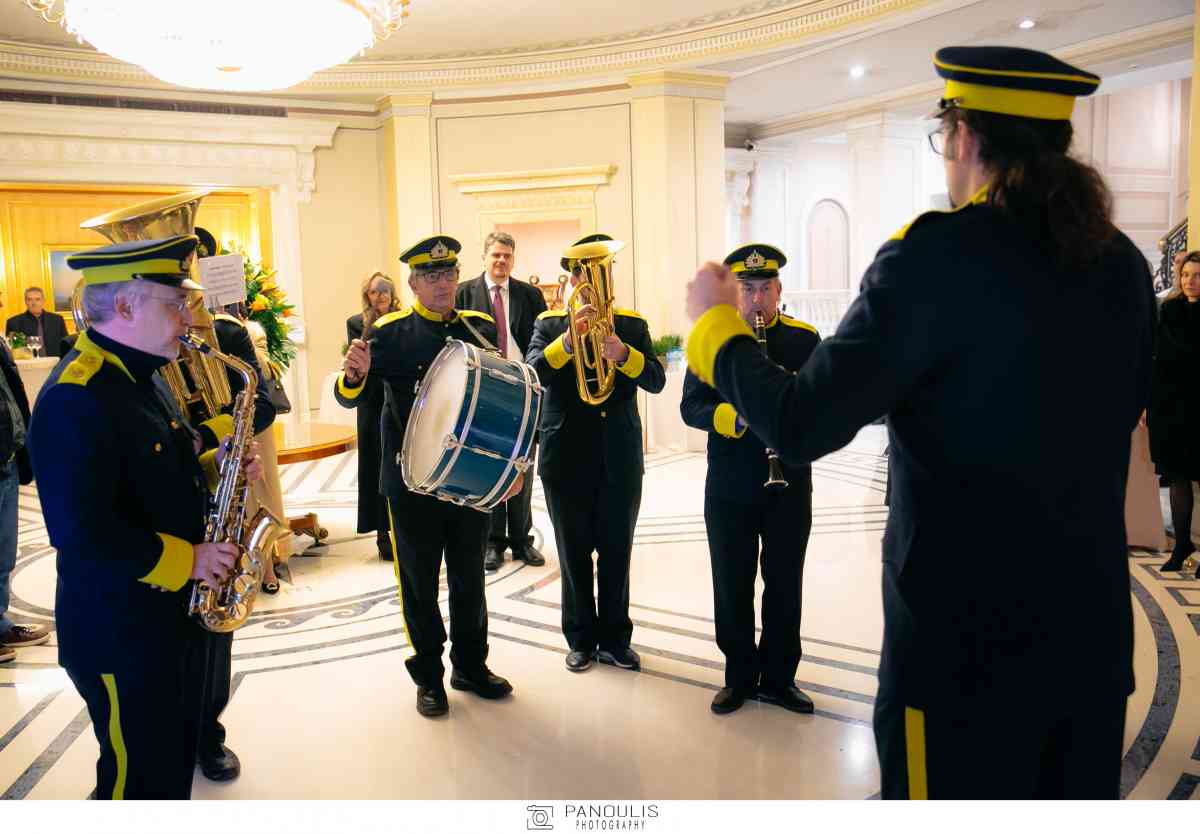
left=41, top=244, right=88, bottom=328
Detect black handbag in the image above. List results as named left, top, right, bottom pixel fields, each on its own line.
left=263, top=365, right=292, bottom=415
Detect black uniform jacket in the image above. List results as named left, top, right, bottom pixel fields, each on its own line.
left=0, top=339, right=33, bottom=484
left=687, top=190, right=1155, bottom=708
left=526, top=308, right=666, bottom=484
left=6, top=309, right=70, bottom=358
left=211, top=313, right=276, bottom=437
left=346, top=312, right=389, bottom=532
left=29, top=329, right=214, bottom=672
left=333, top=301, right=497, bottom=497
left=455, top=274, right=548, bottom=357
left=681, top=312, right=819, bottom=501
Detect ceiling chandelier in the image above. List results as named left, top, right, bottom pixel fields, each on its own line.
left=22, top=0, right=412, bottom=92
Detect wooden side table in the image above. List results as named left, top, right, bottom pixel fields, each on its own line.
left=277, top=421, right=357, bottom=548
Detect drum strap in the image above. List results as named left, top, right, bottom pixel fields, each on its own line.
left=456, top=315, right=498, bottom=354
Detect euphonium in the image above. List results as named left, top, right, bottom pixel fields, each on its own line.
left=754, top=312, right=789, bottom=491
left=183, top=334, right=287, bottom=632
left=76, top=189, right=233, bottom=417
left=562, top=238, right=626, bottom=406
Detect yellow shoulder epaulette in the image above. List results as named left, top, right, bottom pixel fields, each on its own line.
left=458, top=309, right=495, bottom=323
left=537, top=309, right=568, bottom=320
left=614, top=308, right=645, bottom=321
left=57, top=350, right=105, bottom=388
left=779, top=314, right=819, bottom=336
left=213, top=313, right=245, bottom=328
left=374, top=308, right=411, bottom=329
left=890, top=185, right=989, bottom=242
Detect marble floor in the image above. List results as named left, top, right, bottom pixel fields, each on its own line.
left=1, top=426, right=1197, bottom=800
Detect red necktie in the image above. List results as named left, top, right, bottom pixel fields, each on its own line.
left=491, top=285, right=508, bottom=358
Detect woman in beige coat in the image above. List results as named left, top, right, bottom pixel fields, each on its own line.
left=245, top=319, right=289, bottom=592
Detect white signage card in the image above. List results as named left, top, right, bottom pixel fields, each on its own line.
left=198, top=254, right=246, bottom=308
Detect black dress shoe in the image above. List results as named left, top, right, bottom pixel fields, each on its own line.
left=757, top=683, right=815, bottom=714
left=711, top=686, right=750, bottom=715
left=198, top=744, right=241, bottom=782
left=512, top=544, right=546, bottom=566
left=416, top=685, right=449, bottom=717
left=565, top=650, right=594, bottom=672
left=484, top=546, right=505, bottom=573
left=596, top=646, right=641, bottom=670
left=449, top=667, right=513, bottom=699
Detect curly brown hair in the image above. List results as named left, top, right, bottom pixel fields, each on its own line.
left=361, top=272, right=398, bottom=332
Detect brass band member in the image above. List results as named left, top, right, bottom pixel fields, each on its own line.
left=29, top=236, right=260, bottom=799
left=681, top=244, right=820, bottom=715
left=336, top=236, right=517, bottom=717
left=526, top=234, right=665, bottom=673
left=685, top=47, right=1154, bottom=798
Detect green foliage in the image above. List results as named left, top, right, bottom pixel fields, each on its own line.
left=6, top=331, right=26, bottom=350
left=232, top=248, right=297, bottom=371
left=651, top=333, right=683, bottom=356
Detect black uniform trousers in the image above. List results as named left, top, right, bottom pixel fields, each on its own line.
left=67, top=654, right=202, bottom=799
left=196, top=629, right=233, bottom=756
left=542, top=476, right=642, bottom=654
left=704, top=482, right=811, bottom=690
left=489, top=436, right=536, bottom=551
left=874, top=691, right=1127, bottom=799
left=387, top=488, right=490, bottom=686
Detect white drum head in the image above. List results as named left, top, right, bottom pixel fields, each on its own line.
left=406, top=344, right=469, bottom=486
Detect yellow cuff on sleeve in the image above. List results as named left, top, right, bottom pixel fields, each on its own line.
left=140, top=533, right=194, bottom=591
left=337, top=372, right=365, bottom=400
left=686, top=304, right=753, bottom=387
left=713, top=403, right=747, bottom=438
left=618, top=345, right=645, bottom=379
left=201, top=413, right=235, bottom=446
left=544, top=333, right=572, bottom=370
left=199, top=449, right=219, bottom=492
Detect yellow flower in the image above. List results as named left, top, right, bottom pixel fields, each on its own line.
left=260, top=279, right=277, bottom=293
left=250, top=294, right=269, bottom=312
left=281, top=307, right=293, bottom=318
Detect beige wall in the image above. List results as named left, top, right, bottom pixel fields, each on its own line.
left=298, top=127, right=385, bottom=406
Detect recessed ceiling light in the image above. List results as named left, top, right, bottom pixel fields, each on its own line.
left=1018, top=18, right=1036, bottom=30
left=849, top=65, right=866, bottom=80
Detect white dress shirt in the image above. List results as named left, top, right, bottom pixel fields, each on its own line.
left=485, top=276, right=516, bottom=360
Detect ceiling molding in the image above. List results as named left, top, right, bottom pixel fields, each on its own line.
left=747, top=14, right=1195, bottom=142
left=0, top=0, right=942, bottom=93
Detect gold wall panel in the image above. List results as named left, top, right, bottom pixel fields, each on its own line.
left=0, top=185, right=270, bottom=332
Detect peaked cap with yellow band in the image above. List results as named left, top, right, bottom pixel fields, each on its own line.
left=400, top=235, right=461, bottom=271
left=66, top=234, right=203, bottom=289
left=561, top=233, right=614, bottom=272
left=931, top=46, right=1100, bottom=122
left=725, top=243, right=786, bottom=280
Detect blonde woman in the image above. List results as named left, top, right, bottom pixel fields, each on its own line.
left=1150, top=250, right=1200, bottom=575
left=347, top=272, right=399, bottom=560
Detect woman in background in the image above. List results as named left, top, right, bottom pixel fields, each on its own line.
left=347, top=272, right=399, bottom=560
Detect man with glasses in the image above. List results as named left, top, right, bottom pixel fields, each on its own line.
left=681, top=244, right=820, bottom=716
left=6, top=287, right=69, bottom=358
left=335, top=235, right=518, bottom=717
left=28, top=235, right=259, bottom=798
left=685, top=47, right=1154, bottom=798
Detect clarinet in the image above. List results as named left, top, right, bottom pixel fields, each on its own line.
left=754, top=312, right=789, bottom=491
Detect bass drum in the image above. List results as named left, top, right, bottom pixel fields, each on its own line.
left=401, top=339, right=542, bottom=511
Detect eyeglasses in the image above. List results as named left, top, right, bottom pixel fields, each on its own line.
left=144, top=292, right=190, bottom=314
left=416, top=270, right=459, bottom=286
left=927, top=125, right=947, bottom=156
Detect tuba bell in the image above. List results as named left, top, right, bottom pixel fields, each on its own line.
left=562, top=238, right=625, bottom=406
left=76, top=189, right=233, bottom=418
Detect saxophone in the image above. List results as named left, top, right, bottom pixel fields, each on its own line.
left=754, top=312, right=789, bottom=492
left=183, top=334, right=288, bottom=632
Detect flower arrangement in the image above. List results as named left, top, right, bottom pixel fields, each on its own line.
left=240, top=253, right=297, bottom=371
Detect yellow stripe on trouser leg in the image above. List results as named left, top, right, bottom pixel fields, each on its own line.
left=100, top=674, right=127, bottom=800
left=385, top=503, right=412, bottom=657
left=904, top=706, right=928, bottom=799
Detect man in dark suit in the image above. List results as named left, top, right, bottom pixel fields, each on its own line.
left=6, top=287, right=69, bottom=357
left=685, top=47, right=1155, bottom=798
left=526, top=234, right=665, bottom=673
left=455, top=231, right=548, bottom=571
